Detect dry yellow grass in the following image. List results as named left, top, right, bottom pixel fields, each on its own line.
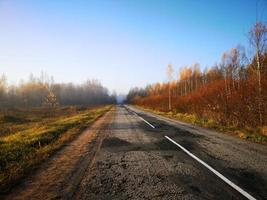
left=0, top=105, right=111, bottom=193
left=135, top=105, right=267, bottom=144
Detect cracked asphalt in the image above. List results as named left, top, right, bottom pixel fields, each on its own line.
left=75, top=106, right=267, bottom=200
left=4, top=105, right=267, bottom=199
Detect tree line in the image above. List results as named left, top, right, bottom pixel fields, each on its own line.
left=0, top=73, right=116, bottom=108
left=126, top=22, right=267, bottom=128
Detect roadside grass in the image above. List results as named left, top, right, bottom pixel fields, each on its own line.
left=135, top=106, right=267, bottom=145
left=0, top=105, right=111, bottom=193
left=0, top=106, right=89, bottom=137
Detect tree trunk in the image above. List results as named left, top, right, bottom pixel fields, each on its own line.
left=168, top=83, right=171, bottom=111
left=256, top=49, right=263, bottom=125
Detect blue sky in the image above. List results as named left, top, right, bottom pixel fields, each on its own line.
left=0, top=0, right=266, bottom=93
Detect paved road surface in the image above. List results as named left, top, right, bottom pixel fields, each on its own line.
left=3, top=105, right=267, bottom=199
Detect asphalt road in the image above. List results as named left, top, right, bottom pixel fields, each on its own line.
left=76, top=105, right=267, bottom=200
left=4, top=105, right=267, bottom=199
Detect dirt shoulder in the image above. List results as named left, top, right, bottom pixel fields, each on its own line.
left=1, top=107, right=115, bottom=200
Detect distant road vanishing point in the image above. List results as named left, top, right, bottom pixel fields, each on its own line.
left=3, top=105, right=267, bottom=200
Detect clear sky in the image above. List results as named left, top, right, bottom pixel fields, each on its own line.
left=0, top=0, right=266, bottom=93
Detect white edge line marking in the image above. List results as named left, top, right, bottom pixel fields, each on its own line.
left=127, top=107, right=155, bottom=129
left=165, top=136, right=256, bottom=200
left=138, top=116, right=155, bottom=129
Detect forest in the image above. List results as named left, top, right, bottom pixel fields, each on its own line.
left=0, top=73, right=116, bottom=109
left=0, top=73, right=115, bottom=191
left=127, top=22, right=267, bottom=135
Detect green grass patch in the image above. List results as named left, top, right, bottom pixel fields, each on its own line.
left=0, top=105, right=111, bottom=193
left=135, top=106, right=267, bottom=145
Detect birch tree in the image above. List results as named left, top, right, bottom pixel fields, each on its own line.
left=167, top=64, right=174, bottom=110
left=249, top=22, right=267, bottom=125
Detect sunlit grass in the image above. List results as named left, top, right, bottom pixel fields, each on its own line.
left=137, top=106, right=267, bottom=144
left=0, top=105, right=111, bottom=193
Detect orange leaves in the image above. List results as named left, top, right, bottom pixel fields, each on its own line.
left=128, top=54, right=267, bottom=128
left=132, top=74, right=267, bottom=128
left=128, top=22, right=267, bottom=128
left=179, top=66, right=192, bottom=81
left=43, top=92, right=59, bottom=108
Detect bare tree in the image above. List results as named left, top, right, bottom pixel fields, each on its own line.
left=249, top=22, right=267, bottom=125
left=0, top=75, right=7, bottom=100
left=167, top=64, right=174, bottom=110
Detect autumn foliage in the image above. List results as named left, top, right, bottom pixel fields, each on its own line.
left=127, top=23, right=267, bottom=129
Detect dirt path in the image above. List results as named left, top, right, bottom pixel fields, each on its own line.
left=3, top=108, right=114, bottom=200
